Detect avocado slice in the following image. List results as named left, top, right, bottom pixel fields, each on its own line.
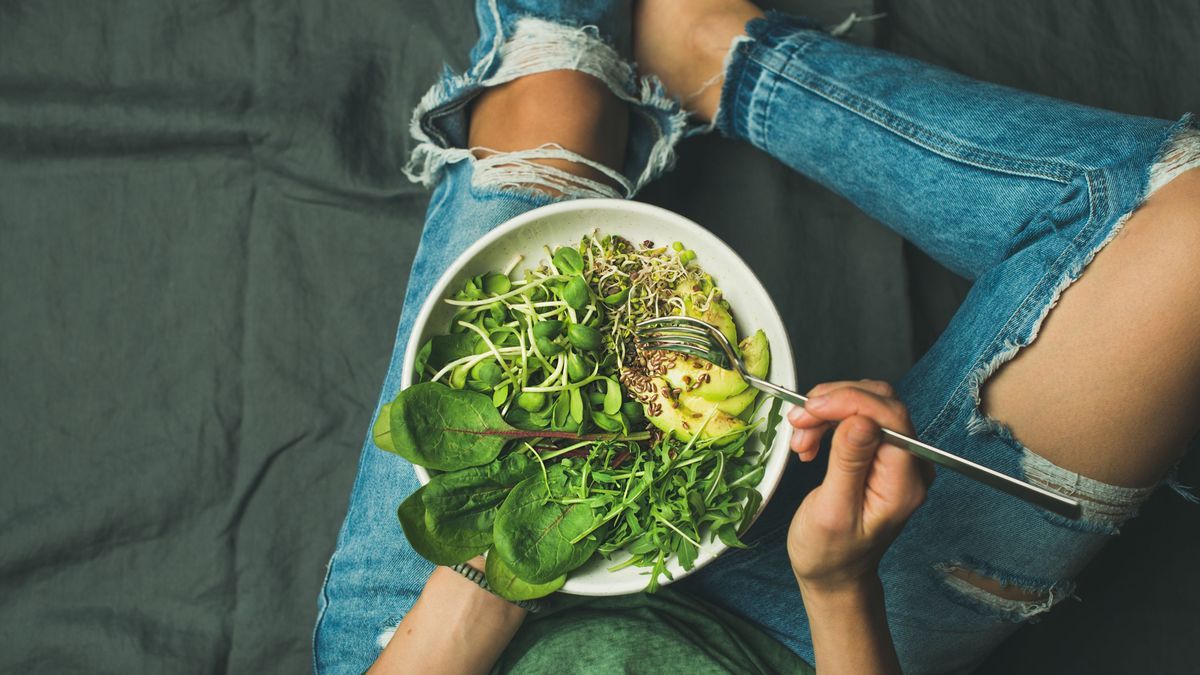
left=678, top=331, right=770, bottom=417
left=679, top=386, right=757, bottom=418
left=738, top=330, right=770, bottom=378
left=661, top=353, right=748, bottom=401
left=631, top=375, right=748, bottom=442
left=676, top=280, right=738, bottom=346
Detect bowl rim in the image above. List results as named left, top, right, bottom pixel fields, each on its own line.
left=399, top=198, right=796, bottom=595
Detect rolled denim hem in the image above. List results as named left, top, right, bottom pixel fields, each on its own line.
left=714, top=12, right=824, bottom=140
left=402, top=4, right=689, bottom=199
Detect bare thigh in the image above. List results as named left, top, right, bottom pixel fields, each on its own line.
left=983, top=168, right=1200, bottom=489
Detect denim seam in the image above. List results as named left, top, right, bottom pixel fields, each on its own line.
left=726, top=42, right=759, bottom=141
left=759, top=64, right=783, bottom=149
left=748, top=52, right=780, bottom=150
left=756, top=33, right=800, bottom=148
left=919, top=171, right=1105, bottom=443
left=312, top=431, right=383, bottom=673
left=745, top=46, right=1077, bottom=184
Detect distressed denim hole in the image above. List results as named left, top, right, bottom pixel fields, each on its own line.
left=376, top=617, right=403, bottom=649
left=404, top=14, right=689, bottom=197
left=946, top=566, right=1045, bottom=603
left=1020, top=449, right=1154, bottom=533
left=964, top=119, right=1200, bottom=529
left=934, top=562, right=1068, bottom=623
left=470, top=144, right=627, bottom=199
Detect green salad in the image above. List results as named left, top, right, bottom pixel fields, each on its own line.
left=373, top=233, right=780, bottom=600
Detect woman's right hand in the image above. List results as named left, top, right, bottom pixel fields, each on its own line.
left=784, top=381, right=933, bottom=674
left=785, top=381, right=933, bottom=593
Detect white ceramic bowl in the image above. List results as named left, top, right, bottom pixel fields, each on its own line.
left=402, top=199, right=795, bottom=596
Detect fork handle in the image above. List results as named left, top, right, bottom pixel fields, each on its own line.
left=744, top=376, right=1082, bottom=520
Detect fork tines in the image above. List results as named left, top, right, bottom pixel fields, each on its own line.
left=634, top=316, right=730, bottom=364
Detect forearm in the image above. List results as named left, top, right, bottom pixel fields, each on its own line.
left=369, top=564, right=526, bottom=675
left=799, top=577, right=901, bottom=675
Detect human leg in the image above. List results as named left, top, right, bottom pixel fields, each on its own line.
left=638, top=3, right=1200, bottom=671
left=312, top=167, right=556, bottom=675
left=312, top=2, right=687, bottom=672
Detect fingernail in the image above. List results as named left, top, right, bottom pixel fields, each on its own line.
left=847, top=423, right=878, bottom=447
left=788, top=407, right=811, bottom=424
left=793, top=428, right=806, bottom=446
left=807, top=395, right=829, bottom=409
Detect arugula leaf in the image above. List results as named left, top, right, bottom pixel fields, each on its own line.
left=388, top=382, right=515, bottom=471
left=397, top=486, right=485, bottom=566
left=757, top=395, right=784, bottom=450
left=493, top=469, right=606, bottom=584
left=422, top=454, right=536, bottom=551
left=485, top=546, right=566, bottom=601
left=737, top=488, right=764, bottom=534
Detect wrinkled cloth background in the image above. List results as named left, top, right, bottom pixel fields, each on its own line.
left=1, top=1, right=1197, bottom=672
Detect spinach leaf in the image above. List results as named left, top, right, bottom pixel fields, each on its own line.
left=423, top=454, right=536, bottom=551
left=427, top=334, right=480, bottom=371
left=493, top=470, right=606, bottom=584
left=372, top=402, right=395, bottom=452
left=413, top=339, right=432, bottom=379
left=382, top=383, right=652, bottom=471
left=485, top=546, right=565, bottom=601
left=388, top=382, right=516, bottom=471
left=397, top=486, right=485, bottom=566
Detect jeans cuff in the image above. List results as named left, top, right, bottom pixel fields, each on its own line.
left=714, top=12, right=825, bottom=142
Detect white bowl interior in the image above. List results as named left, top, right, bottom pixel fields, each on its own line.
left=401, top=199, right=796, bottom=596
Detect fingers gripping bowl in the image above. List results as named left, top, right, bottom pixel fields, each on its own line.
left=382, top=200, right=796, bottom=598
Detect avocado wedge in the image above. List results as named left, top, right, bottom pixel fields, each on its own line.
left=675, top=280, right=738, bottom=346
left=678, top=331, right=770, bottom=417
left=629, top=375, right=749, bottom=443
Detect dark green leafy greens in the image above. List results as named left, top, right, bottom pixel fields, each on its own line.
left=422, top=454, right=538, bottom=551
left=492, top=467, right=607, bottom=584
left=397, top=486, right=486, bottom=566
left=485, top=546, right=567, bottom=601
left=389, top=382, right=514, bottom=471
left=383, top=383, right=647, bottom=471
left=381, top=234, right=778, bottom=601
left=387, top=380, right=772, bottom=599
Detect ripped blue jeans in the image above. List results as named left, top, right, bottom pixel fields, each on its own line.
left=313, top=5, right=1200, bottom=674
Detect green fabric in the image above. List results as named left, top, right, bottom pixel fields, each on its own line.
left=494, top=590, right=813, bottom=675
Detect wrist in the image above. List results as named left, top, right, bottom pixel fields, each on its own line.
left=797, top=573, right=883, bottom=612
left=427, top=565, right=527, bottom=622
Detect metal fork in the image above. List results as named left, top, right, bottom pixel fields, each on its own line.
left=635, top=316, right=1082, bottom=520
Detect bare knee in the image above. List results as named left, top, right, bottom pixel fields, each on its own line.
left=467, top=70, right=630, bottom=197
